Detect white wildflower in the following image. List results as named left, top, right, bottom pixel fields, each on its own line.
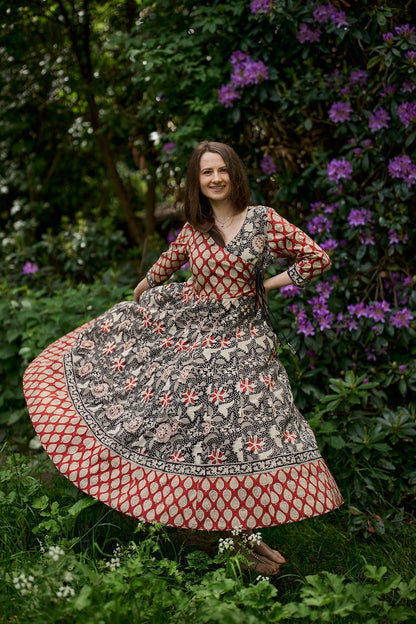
left=47, top=545, right=65, bottom=561
left=231, top=526, right=243, bottom=537
left=63, top=571, right=73, bottom=583
left=218, top=537, right=234, bottom=554
left=245, top=532, right=262, bottom=546
left=13, top=573, right=36, bottom=595
left=105, top=556, right=121, bottom=571
left=113, top=544, right=122, bottom=556
left=56, top=585, right=75, bottom=600
left=255, top=575, right=270, bottom=583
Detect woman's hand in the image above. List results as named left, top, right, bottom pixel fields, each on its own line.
left=134, top=278, right=151, bottom=302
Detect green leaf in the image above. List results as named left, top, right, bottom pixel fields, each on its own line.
left=68, top=496, right=97, bottom=518
left=73, top=585, right=93, bottom=610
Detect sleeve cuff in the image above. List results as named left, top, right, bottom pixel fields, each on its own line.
left=287, top=264, right=308, bottom=288
left=145, top=270, right=157, bottom=287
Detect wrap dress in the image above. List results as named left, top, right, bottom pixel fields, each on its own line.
left=23, top=205, right=343, bottom=531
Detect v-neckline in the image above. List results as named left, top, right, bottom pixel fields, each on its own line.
left=210, top=206, right=251, bottom=249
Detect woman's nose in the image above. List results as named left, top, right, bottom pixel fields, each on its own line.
left=212, top=169, right=221, bottom=181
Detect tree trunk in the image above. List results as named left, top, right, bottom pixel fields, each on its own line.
left=57, top=0, right=144, bottom=246
left=87, top=96, right=144, bottom=246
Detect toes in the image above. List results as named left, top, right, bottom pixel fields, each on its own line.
left=246, top=552, right=280, bottom=576
left=270, top=549, right=286, bottom=564
left=253, top=541, right=286, bottom=565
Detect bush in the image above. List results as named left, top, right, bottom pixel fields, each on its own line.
left=0, top=277, right=132, bottom=430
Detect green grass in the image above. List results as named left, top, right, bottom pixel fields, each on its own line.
left=1, top=445, right=415, bottom=623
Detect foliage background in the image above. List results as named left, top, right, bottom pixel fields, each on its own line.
left=0, top=0, right=415, bottom=620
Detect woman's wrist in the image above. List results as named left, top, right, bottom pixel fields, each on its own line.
left=264, top=271, right=293, bottom=293
left=134, top=278, right=151, bottom=302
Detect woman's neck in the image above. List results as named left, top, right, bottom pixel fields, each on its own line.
left=210, top=198, right=236, bottom=218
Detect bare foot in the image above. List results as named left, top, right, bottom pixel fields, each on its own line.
left=241, top=550, right=281, bottom=575
left=253, top=540, right=286, bottom=565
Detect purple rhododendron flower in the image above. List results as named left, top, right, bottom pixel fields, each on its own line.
left=23, top=261, right=39, bottom=275
left=307, top=215, right=332, bottom=234
left=313, top=3, right=348, bottom=27
left=315, top=281, right=334, bottom=298
left=394, top=24, right=415, bottom=37
left=218, top=83, right=241, bottom=107
left=324, top=203, right=338, bottom=214
left=167, top=228, right=181, bottom=244
left=382, top=32, right=394, bottom=44
left=388, top=230, right=409, bottom=245
left=406, top=50, right=416, bottom=62
left=349, top=70, right=367, bottom=86
left=320, top=238, right=339, bottom=251
left=250, top=0, right=274, bottom=14
left=388, top=154, right=412, bottom=176
left=297, top=23, right=322, bottom=43
left=366, top=301, right=391, bottom=323
left=397, top=102, right=416, bottom=128
left=310, top=201, right=324, bottom=213
left=388, top=154, right=416, bottom=187
left=308, top=295, right=334, bottom=331
left=347, top=302, right=368, bottom=318
left=327, top=158, right=353, bottom=182
left=388, top=231, right=399, bottom=244
left=362, top=139, right=372, bottom=149
left=381, top=85, right=396, bottom=98
left=402, top=81, right=416, bottom=93
left=280, top=284, right=302, bottom=298
left=328, top=101, right=353, bottom=123
left=260, top=155, right=278, bottom=175
left=347, top=208, right=372, bottom=226
left=360, top=230, right=375, bottom=246
left=296, top=309, right=316, bottom=336
left=390, top=308, right=413, bottom=328
left=162, top=142, right=175, bottom=152
left=368, top=108, right=390, bottom=132
left=230, top=51, right=269, bottom=87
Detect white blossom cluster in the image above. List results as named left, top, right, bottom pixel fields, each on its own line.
left=105, top=545, right=123, bottom=571
left=56, top=585, right=75, bottom=600
left=243, top=532, right=262, bottom=546
left=218, top=537, right=234, bottom=553
left=47, top=545, right=65, bottom=561
left=255, top=575, right=270, bottom=583
left=105, top=556, right=121, bottom=571
left=13, top=573, right=36, bottom=595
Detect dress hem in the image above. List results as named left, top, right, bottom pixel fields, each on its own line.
left=23, top=327, right=343, bottom=532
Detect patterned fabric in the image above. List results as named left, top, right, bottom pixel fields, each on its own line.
left=23, top=205, right=342, bottom=531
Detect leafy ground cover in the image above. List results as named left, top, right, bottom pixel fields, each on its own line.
left=1, top=448, right=415, bottom=624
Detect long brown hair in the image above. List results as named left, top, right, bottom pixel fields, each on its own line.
left=184, top=141, right=251, bottom=240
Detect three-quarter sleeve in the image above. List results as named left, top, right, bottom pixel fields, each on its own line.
left=265, top=207, right=331, bottom=287
left=146, top=223, right=191, bottom=287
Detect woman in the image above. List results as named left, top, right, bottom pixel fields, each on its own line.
left=24, top=141, right=343, bottom=576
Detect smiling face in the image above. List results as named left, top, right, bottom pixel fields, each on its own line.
left=199, top=152, right=231, bottom=205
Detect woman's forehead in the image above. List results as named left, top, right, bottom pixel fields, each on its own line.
left=199, top=152, right=227, bottom=169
